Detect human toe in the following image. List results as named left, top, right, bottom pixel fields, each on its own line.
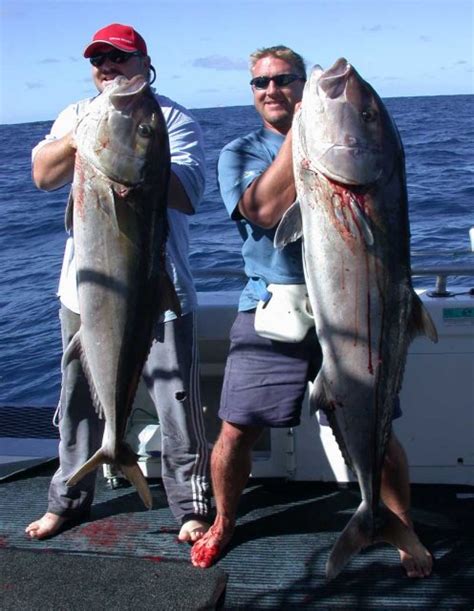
left=25, top=513, right=66, bottom=540
left=178, top=519, right=210, bottom=543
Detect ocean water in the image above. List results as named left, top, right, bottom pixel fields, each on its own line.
left=0, top=96, right=473, bottom=407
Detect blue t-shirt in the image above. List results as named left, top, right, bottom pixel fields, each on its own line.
left=217, top=127, right=304, bottom=311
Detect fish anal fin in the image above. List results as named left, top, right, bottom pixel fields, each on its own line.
left=409, top=293, right=438, bottom=344
left=274, top=201, right=303, bottom=250
left=311, top=376, right=354, bottom=472
left=61, top=330, right=82, bottom=370
left=62, top=329, right=105, bottom=419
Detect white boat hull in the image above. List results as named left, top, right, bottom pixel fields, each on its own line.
left=126, top=287, right=474, bottom=486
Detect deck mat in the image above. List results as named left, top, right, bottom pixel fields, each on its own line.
left=1, top=548, right=227, bottom=611
left=1, top=462, right=473, bottom=609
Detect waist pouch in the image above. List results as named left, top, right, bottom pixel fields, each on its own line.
left=254, top=283, right=314, bottom=343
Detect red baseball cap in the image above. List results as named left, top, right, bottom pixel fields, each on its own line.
left=83, top=23, right=147, bottom=58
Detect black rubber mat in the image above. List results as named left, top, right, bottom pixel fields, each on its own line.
left=1, top=547, right=227, bottom=610
left=1, top=462, right=473, bottom=609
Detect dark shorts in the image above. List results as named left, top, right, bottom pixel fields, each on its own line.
left=219, top=311, right=322, bottom=427
left=219, top=311, right=402, bottom=428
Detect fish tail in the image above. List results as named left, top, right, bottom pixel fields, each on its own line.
left=374, top=505, right=429, bottom=561
left=66, top=446, right=153, bottom=510
left=66, top=449, right=107, bottom=488
left=120, top=463, right=153, bottom=510
left=326, top=500, right=373, bottom=581
left=326, top=502, right=430, bottom=580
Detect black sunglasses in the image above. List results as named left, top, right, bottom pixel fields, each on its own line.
left=250, top=73, right=305, bottom=90
left=89, top=49, right=143, bottom=68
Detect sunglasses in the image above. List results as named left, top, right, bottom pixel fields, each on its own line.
left=89, top=49, right=143, bottom=68
left=250, top=73, right=305, bottom=90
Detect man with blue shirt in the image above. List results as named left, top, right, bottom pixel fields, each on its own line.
left=25, top=23, right=211, bottom=546
left=191, top=45, right=432, bottom=578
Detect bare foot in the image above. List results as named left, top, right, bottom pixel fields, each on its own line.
left=190, top=516, right=234, bottom=568
left=400, top=547, right=433, bottom=578
left=25, top=512, right=68, bottom=540
left=178, top=519, right=210, bottom=543
left=396, top=510, right=433, bottom=578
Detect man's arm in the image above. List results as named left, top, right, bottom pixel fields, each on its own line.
left=164, top=101, right=206, bottom=216
left=168, top=171, right=194, bottom=214
left=32, top=132, right=76, bottom=191
left=238, top=129, right=295, bottom=229
left=33, top=132, right=195, bottom=212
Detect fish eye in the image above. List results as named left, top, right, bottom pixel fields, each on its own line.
left=361, top=109, right=377, bottom=122
left=138, top=123, right=153, bottom=138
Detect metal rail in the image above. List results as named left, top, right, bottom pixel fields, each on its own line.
left=192, top=263, right=474, bottom=298
left=411, top=264, right=474, bottom=297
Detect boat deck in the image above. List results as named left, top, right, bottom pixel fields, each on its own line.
left=1, top=458, right=473, bottom=610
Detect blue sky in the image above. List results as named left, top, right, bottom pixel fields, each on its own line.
left=1, top=0, right=472, bottom=124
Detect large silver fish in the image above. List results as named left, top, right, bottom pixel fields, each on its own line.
left=276, top=59, right=437, bottom=579
left=64, top=76, right=178, bottom=509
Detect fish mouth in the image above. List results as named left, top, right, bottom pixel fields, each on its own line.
left=317, top=144, right=384, bottom=185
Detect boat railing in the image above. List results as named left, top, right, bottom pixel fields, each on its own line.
left=193, top=258, right=474, bottom=298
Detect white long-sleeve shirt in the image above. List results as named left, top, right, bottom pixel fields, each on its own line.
left=32, top=92, right=206, bottom=320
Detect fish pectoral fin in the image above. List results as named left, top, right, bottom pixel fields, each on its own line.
left=108, top=186, right=122, bottom=233
left=274, top=201, right=303, bottom=250
left=348, top=197, right=374, bottom=246
left=120, top=464, right=153, bottom=510
left=61, top=330, right=82, bottom=369
left=326, top=501, right=373, bottom=581
left=65, top=188, right=74, bottom=232
left=408, top=293, right=438, bottom=344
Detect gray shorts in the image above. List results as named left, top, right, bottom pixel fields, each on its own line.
left=218, top=311, right=402, bottom=428
left=219, top=311, right=322, bottom=427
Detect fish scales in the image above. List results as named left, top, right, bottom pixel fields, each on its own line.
left=276, top=58, right=437, bottom=578
left=64, top=75, right=177, bottom=509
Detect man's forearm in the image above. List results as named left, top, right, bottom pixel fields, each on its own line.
left=238, top=130, right=296, bottom=228
left=167, top=172, right=194, bottom=214
left=32, top=133, right=76, bottom=191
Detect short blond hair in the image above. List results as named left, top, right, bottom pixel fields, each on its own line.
left=249, top=46, right=306, bottom=79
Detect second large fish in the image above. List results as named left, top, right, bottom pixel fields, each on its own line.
left=65, top=75, right=178, bottom=508
left=276, top=59, right=437, bottom=578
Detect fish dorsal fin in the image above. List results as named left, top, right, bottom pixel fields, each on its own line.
left=408, top=293, right=438, bottom=343
left=274, top=201, right=303, bottom=250
left=349, top=196, right=374, bottom=246
left=65, top=188, right=74, bottom=232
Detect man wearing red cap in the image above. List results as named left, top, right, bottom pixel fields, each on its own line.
left=26, top=23, right=211, bottom=548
